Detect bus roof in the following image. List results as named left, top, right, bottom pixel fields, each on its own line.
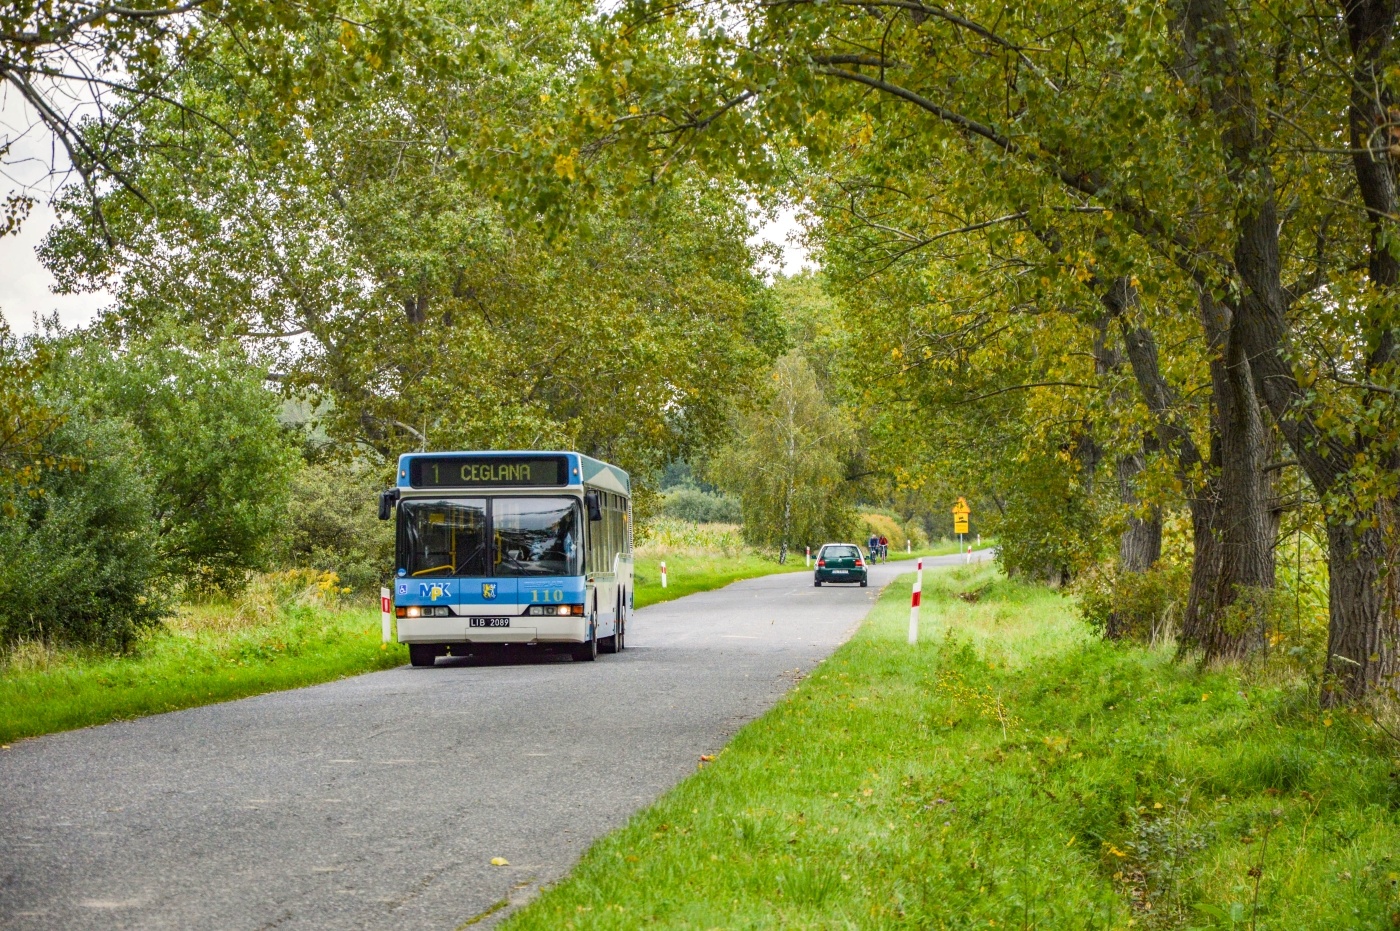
left=395, top=450, right=630, bottom=495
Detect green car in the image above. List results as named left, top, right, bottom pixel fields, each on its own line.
left=813, top=543, right=868, bottom=587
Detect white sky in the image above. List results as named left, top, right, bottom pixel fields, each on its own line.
left=0, top=81, right=110, bottom=336
left=0, top=201, right=110, bottom=336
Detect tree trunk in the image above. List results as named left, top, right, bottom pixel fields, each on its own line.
left=1101, top=278, right=1271, bottom=654
left=1115, top=451, right=1162, bottom=573
left=1198, top=291, right=1275, bottom=661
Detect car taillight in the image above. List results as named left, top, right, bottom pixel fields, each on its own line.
left=855, top=558, right=865, bottom=567
left=817, top=558, right=826, bottom=567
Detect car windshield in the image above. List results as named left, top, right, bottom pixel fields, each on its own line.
left=824, top=545, right=860, bottom=559
left=398, top=499, right=488, bottom=577
left=493, top=497, right=582, bottom=577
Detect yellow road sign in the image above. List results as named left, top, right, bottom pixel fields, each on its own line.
left=953, top=497, right=970, bottom=534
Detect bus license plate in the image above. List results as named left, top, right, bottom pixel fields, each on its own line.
left=469, top=618, right=511, bottom=628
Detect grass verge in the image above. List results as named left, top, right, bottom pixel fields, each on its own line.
left=1, top=572, right=406, bottom=744
left=503, top=565, right=1400, bottom=930
left=633, top=552, right=806, bottom=609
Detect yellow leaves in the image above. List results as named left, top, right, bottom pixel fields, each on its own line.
left=1152, top=801, right=1163, bottom=809
left=1201, top=693, right=1210, bottom=702
left=338, top=21, right=357, bottom=51
left=889, top=347, right=903, bottom=360
left=553, top=149, right=579, bottom=181
left=490, top=857, right=510, bottom=866
left=1105, top=843, right=1129, bottom=858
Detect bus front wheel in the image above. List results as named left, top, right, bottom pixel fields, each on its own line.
left=408, top=644, right=437, bottom=667
left=572, top=621, right=598, bottom=662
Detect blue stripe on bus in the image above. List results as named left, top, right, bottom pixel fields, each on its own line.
left=395, top=575, right=586, bottom=606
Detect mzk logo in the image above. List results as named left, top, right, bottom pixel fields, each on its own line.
left=420, top=582, right=451, bottom=601
left=481, top=583, right=497, bottom=600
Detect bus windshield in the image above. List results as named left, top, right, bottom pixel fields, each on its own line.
left=494, top=497, right=582, bottom=577
left=399, top=499, right=488, bottom=577
left=397, top=497, right=582, bottom=578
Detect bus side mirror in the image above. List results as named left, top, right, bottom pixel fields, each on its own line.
left=378, top=488, right=400, bottom=521
left=584, top=490, right=603, bottom=522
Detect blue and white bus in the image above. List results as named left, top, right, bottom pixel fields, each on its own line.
left=378, top=451, right=634, bottom=666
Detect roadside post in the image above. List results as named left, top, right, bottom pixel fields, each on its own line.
left=806, top=546, right=811, bottom=567
left=953, top=497, right=971, bottom=564
left=907, top=540, right=911, bottom=554
left=908, top=558, right=923, bottom=644
left=380, top=587, right=392, bottom=643
left=661, top=561, right=668, bottom=588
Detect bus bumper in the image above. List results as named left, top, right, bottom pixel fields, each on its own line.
left=397, top=615, right=588, bottom=645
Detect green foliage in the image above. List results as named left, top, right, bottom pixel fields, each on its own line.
left=0, top=417, right=165, bottom=650
left=710, top=352, right=859, bottom=558
left=504, top=567, right=1400, bottom=929
left=659, top=486, right=742, bottom=524
left=45, top=327, right=299, bottom=591
left=41, top=0, right=781, bottom=498
left=0, top=322, right=73, bottom=511
left=280, top=461, right=394, bottom=592
left=1076, top=560, right=1189, bottom=643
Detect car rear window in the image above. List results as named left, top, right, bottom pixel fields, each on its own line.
left=823, top=545, right=859, bottom=558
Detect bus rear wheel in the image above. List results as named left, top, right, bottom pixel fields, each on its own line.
left=408, top=644, right=438, bottom=667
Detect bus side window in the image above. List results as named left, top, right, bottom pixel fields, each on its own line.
left=610, top=495, right=620, bottom=566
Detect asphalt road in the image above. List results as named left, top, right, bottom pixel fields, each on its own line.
left=0, top=550, right=992, bottom=931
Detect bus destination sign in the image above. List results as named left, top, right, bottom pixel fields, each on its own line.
left=409, top=455, right=568, bottom=489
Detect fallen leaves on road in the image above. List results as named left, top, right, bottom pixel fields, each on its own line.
left=490, top=857, right=510, bottom=866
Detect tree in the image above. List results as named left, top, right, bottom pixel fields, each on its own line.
left=575, top=0, right=1399, bottom=702
left=711, top=352, right=857, bottom=561
left=39, top=0, right=783, bottom=498
left=44, top=324, right=299, bottom=591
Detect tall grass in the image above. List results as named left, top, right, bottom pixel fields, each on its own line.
left=1, top=570, right=405, bottom=743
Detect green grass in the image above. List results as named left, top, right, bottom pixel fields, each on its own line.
left=633, top=552, right=806, bottom=609
left=1, top=576, right=406, bottom=744
left=504, top=565, right=1400, bottom=930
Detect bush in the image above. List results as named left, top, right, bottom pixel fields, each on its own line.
left=280, top=462, right=394, bottom=592
left=46, top=327, right=299, bottom=592
left=1075, top=560, right=1188, bottom=643
left=661, top=486, right=743, bottom=523
left=0, top=418, right=166, bottom=650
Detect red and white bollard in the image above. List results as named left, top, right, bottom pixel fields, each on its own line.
left=660, top=561, right=668, bottom=588
left=805, top=545, right=811, bottom=567
left=908, top=558, right=923, bottom=645
left=380, top=587, right=392, bottom=643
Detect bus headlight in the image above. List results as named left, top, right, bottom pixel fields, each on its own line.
left=526, top=604, right=584, bottom=616
left=404, top=606, right=422, bottom=618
